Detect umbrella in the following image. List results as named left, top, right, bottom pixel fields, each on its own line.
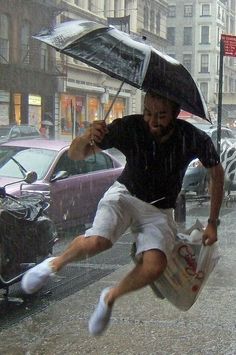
left=33, top=20, right=209, bottom=121
left=41, top=120, right=53, bottom=126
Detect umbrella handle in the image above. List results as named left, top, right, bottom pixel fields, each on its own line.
left=103, top=81, right=125, bottom=122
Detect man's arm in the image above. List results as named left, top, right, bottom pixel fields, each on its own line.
left=68, top=120, right=108, bottom=160
left=202, top=163, right=224, bottom=245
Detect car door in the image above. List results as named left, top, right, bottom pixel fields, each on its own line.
left=48, top=150, right=122, bottom=231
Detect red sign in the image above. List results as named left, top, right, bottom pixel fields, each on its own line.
left=221, top=34, right=236, bottom=57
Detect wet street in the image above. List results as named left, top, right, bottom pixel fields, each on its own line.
left=0, top=195, right=235, bottom=354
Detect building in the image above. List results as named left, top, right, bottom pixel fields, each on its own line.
left=0, top=0, right=170, bottom=137
left=0, top=0, right=64, bottom=137
left=56, top=0, right=169, bottom=138
left=166, top=0, right=236, bottom=124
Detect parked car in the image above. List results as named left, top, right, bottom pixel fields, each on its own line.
left=182, top=124, right=236, bottom=195
left=0, top=139, right=123, bottom=233
left=0, top=124, right=42, bottom=143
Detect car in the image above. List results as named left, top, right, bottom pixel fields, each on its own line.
left=182, top=124, right=236, bottom=195
left=0, top=139, right=123, bottom=234
left=0, top=125, right=42, bottom=143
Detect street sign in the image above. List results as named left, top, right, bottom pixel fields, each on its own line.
left=221, top=34, right=236, bottom=57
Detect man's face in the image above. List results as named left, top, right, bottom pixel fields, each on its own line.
left=143, top=94, right=175, bottom=137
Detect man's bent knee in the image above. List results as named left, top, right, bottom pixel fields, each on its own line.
left=85, top=235, right=112, bottom=253
left=142, top=249, right=167, bottom=280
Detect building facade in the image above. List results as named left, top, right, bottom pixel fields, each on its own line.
left=57, top=0, right=169, bottom=138
left=0, top=0, right=170, bottom=137
left=166, top=0, right=236, bottom=124
left=0, top=0, right=64, bottom=137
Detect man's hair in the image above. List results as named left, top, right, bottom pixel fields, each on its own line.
left=146, top=90, right=181, bottom=118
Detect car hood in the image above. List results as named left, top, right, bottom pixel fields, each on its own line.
left=0, top=176, right=23, bottom=195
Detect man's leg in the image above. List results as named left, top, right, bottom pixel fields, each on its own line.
left=89, top=249, right=167, bottom=335
left=21, top=235, right=112, bottom=294
left=106, top=249, right=167, bottom=305
left=52, top=235, right=112, bottom=272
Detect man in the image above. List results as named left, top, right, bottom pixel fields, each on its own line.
left=21, top=90, right=224, bottom=336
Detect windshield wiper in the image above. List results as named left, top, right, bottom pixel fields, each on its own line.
left=10, top=157, right=27, bottom=177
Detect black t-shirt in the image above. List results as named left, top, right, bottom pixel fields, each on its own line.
left=98, top=115, right=220, bottom=208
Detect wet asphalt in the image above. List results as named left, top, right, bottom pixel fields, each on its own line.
left=0, top=196, right=235, bottom=354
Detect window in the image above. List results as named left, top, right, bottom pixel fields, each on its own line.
left=201, top=4, right=210, bottom=16
left=167, top=27, right=175, bottom=45
left=21, top=21, right=30, bottom=64
left=88, top=0, right=93, bottom=11
left=200, top=82, right=208, bottom=102
left=200, top=54, right=209, bottom=73
left=183, top=54, right=192, bottom=72
left=168, top=6, right=176, bottom=17
left=183, top=27, right=192, bottom=45
left=184, top=5, right=193, bottom=17
left=40, top=43, right=49, bottom=71
left=200, top=26, right=210, bottom=44
left=0, top=14, right=9, bottom=64
left=156, top=13, right=160, bottom=35
left=150, top=9, right=155, bottom=32
left=144, top=6, right=149, bottom=29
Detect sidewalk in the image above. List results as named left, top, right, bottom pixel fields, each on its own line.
left=0, top=209, right=236, bottom=355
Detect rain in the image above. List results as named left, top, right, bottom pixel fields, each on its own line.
left=0, top=1, right=236, bottom=354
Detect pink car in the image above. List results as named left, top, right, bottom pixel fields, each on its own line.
left=0, top=139, right=123, bottom=234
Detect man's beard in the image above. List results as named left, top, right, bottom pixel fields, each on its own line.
left=154, top=119, right=176, bottom=137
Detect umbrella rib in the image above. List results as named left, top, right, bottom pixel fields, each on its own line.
left=103, top=81, right=125, bottom=122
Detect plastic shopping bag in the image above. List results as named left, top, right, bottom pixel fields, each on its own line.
left=131, top=220, right=220, bottom=311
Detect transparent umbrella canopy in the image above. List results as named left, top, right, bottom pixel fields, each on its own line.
left=33, top=20, right=210, bottom=121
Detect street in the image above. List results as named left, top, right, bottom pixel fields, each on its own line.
left=0, top=196, right=235, bottom=354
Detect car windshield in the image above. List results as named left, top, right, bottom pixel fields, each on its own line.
left=0, top=146, right=57, bottom=179
left=0, top=127, right=11, bottom=137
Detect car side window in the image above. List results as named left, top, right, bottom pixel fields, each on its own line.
left=53, top=151, right=86, bottom=177
left=83, top=152, right=113, bottom=173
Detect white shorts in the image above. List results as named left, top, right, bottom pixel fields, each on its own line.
left=85, top=182, right=177, bottom=259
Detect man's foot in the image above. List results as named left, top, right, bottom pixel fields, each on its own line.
left=88, top=287, right=113, bottom=336
left=21, top=257, right=56, bottom=294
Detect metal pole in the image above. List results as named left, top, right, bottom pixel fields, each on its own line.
left=217, top=38, right=224, bottom=157
left=103, top=81, right=124, bottom=122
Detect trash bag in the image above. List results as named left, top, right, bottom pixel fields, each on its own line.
left=130, top=219, right=220, bottom=311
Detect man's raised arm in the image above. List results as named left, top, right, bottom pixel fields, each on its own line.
left=68, top=120, right=108, bottom=160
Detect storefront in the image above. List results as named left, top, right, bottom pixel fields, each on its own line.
left=0, top=90, right=10, bottom=125
left=60, top=92, right=126, bottom=136
left=28, top=95, right=42, bottom=128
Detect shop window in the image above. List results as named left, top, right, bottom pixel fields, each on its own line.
left=104, top=98, right=125, bottom=123
left=14, top=94, right=21, bottom=124
left=60, top=94, right=86, bottom=135
left=0, top=14, right=9, bottom=64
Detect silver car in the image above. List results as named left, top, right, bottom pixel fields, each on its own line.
left=182, top=124, right=236, bottom=195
